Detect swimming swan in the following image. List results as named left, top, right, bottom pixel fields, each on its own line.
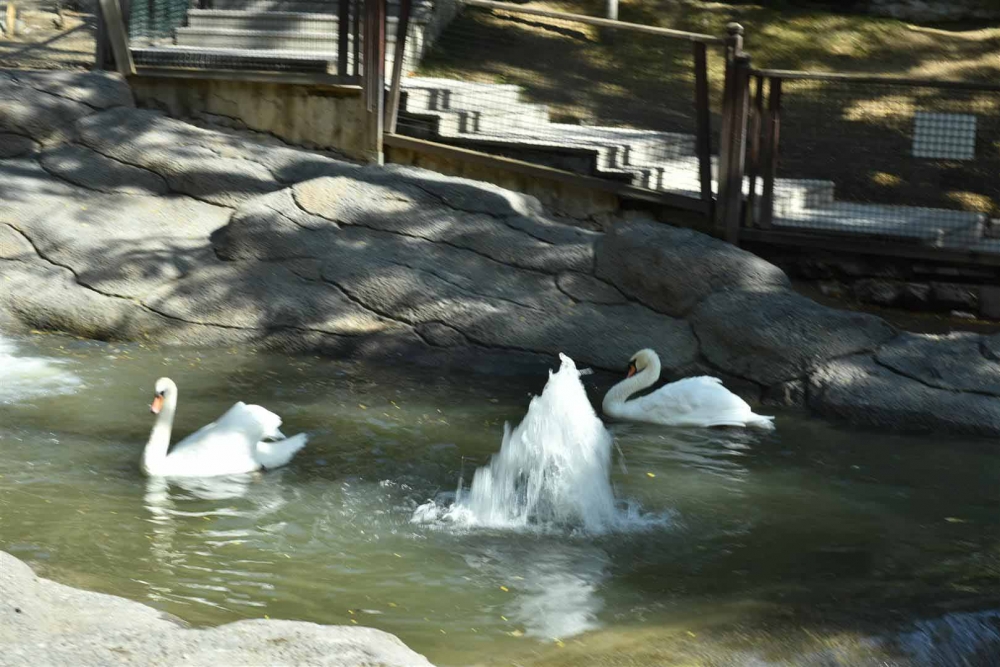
left=602, top=349, right=774, bottom=429
left=142, top=377, right=309, bottom=477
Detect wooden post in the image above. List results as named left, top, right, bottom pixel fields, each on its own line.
left=719, top=53, right=750, bottom=244
left=692, top=40, right=713, bottom=218
left=605, top=0, right=618, bottom=20
left=362, top=0, right=386, bottom=163
left=384, top=0, right=411, bottom=133
left=98, top=0, right=135, bottom=76
left=5, top=3, right=16, bottom=38
left=744, top=74, right=764, bottom=228
left=338, top=0, right=349, bottom=77
left=715, top=21, right=744, bottom=238
left=352, top=0, right=361, bottom=76
left=94, top=0, right=110, bottom=69
left=759, top=76, right=782, bottom=230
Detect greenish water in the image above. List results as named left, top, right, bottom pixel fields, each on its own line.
left=2, top=332, right=1000, bottom=666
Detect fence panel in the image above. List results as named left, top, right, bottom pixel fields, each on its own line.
left=388, top=0, right=724, bottom=207
left=749, top=72, right=1000, bottom=257
left=126, top=0, right=363, bottom=77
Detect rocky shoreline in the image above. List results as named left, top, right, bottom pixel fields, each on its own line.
left=0, top=550, right=433, bottom=666
left=2, top=68, right=1000, bottom=436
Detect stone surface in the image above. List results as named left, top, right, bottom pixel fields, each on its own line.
left=0, top=160, right=231, bottom=299
left=556, top=272, right=628, bottom=304
left=40, top=144, right=169, bottom=195
left=75, top=108, right=282, bottom=207
left=874, top=332, right=1000, bottom=397
left=691, top=289, right=897, bottom=385
left=761, top=379, right=806, bottom=408
left=981, top=285, right=1000, bottom=320
left=809, top=354, right=1000, bottom=437
left=930, top=281, right=978, bottom=311
left=8, top=69, right=134, bottom=110
left=0, top=72, right=97, bottom=145
left=595, top=219, right=790, bottom=317
left=293, top=176, right=594, bottom=273
left=0, top=223, right=34, bottom=259
left=0, top=550, right=434, bottom=667
left=0, top=131, right=37, bottom=158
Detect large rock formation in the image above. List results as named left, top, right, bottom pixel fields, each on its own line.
left=3, top=68, right=1000, bottom=435
left=0, top=550, right=433, bottom=666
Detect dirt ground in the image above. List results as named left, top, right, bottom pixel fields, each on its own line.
left=0, top=4, right=96, bottom=70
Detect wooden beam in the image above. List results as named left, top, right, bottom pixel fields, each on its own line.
left=692, top=40, right=713, bottom=216
left=384, top=0, right=411, bottom=133
left=97, top=0, right=135, bottom=76
left=362, top=0, right=386, bottom=164
left=462, top=0, right=722, bottom=43
left=750, top=67, right=1000, bottom=92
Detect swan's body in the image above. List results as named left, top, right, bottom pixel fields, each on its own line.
left=602, top=349, right=774, bottom=429
left=143, top=377, right=309, bottom=477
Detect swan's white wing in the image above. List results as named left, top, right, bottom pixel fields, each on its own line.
left=628, top=376, right=773, bottom=428
left=161, top=402, right=269, bottom=476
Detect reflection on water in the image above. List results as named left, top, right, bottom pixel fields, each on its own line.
left=1, top=331, right=1000, bottom=666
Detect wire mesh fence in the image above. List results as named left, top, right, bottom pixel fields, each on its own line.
left=126, top=0, right=364, bottom=75
left=391, top=0, right=724, bottom=200
left=749, top=73, right=1000, bottom=256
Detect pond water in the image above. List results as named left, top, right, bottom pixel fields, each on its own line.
left=2, top=331, right=1000, bottom=666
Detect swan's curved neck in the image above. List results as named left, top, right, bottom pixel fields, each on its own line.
left=602, top=357, right=661, bottom=418
left=143, top=389, right=178, bottom=475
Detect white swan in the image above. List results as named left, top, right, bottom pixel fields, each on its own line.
left=143, top=377, right=309, bottom=477
left=602, top=349, right=775, bottom=429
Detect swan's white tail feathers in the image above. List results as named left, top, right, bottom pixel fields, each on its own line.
left=747, top=414, right=776, bottom=429
left=255, top=433, right=309, bottom=470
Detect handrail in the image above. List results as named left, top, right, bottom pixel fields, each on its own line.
left=751, top=67, right=1000, bottom=92
left=461, top=0, right=725, bottom=44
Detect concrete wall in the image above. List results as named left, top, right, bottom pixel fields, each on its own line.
left=129, top=76, right=370, bottom=160
left=385, top=143, right=620, bottom=220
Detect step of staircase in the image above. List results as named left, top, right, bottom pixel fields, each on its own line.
left=130, top=45, right=337, bottom=72
left=175, top=27, right=341, bottom=51
left=207, top=0, right=430, bottom=12
left=186, top=8, right=433, bottom=31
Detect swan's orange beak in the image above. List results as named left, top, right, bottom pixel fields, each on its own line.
left=626, top=362, right=637, bottom=378
left=150, top=395, right=163, bottom=415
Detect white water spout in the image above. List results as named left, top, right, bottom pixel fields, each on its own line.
left=0, top=335, right=82, bottom=403
left=415, top=353, right=620, bottom=533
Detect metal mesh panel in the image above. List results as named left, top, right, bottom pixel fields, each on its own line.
left=753, top=76, right=1000, bottom=255
left=393, top=3, right=723, bottom=199
left=127, top=0, right=363, bottom=75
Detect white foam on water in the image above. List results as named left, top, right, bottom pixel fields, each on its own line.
left=412, top=353, right=671, bottom=535
left=0, top=334, right=83, bottom=403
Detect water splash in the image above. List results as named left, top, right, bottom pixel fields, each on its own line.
left=0, top=335, right=82, bottom=403
left=413, top=353, right=661, bottom=533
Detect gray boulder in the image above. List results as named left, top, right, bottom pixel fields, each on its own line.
left=595, top=219, right=789, bottom=317
left=875, top=332, right=1000, bottom=397
left=40, top=144, right=169, bottom=195
left=8, top=69, right=134, bottom=110
left=809, top=354, right=1000, bottom=436
left=691, top=288, right=897, bottom=385
left=0, top=131, right=37, bottom=158
left=0, top=550, right=434, bottom=667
